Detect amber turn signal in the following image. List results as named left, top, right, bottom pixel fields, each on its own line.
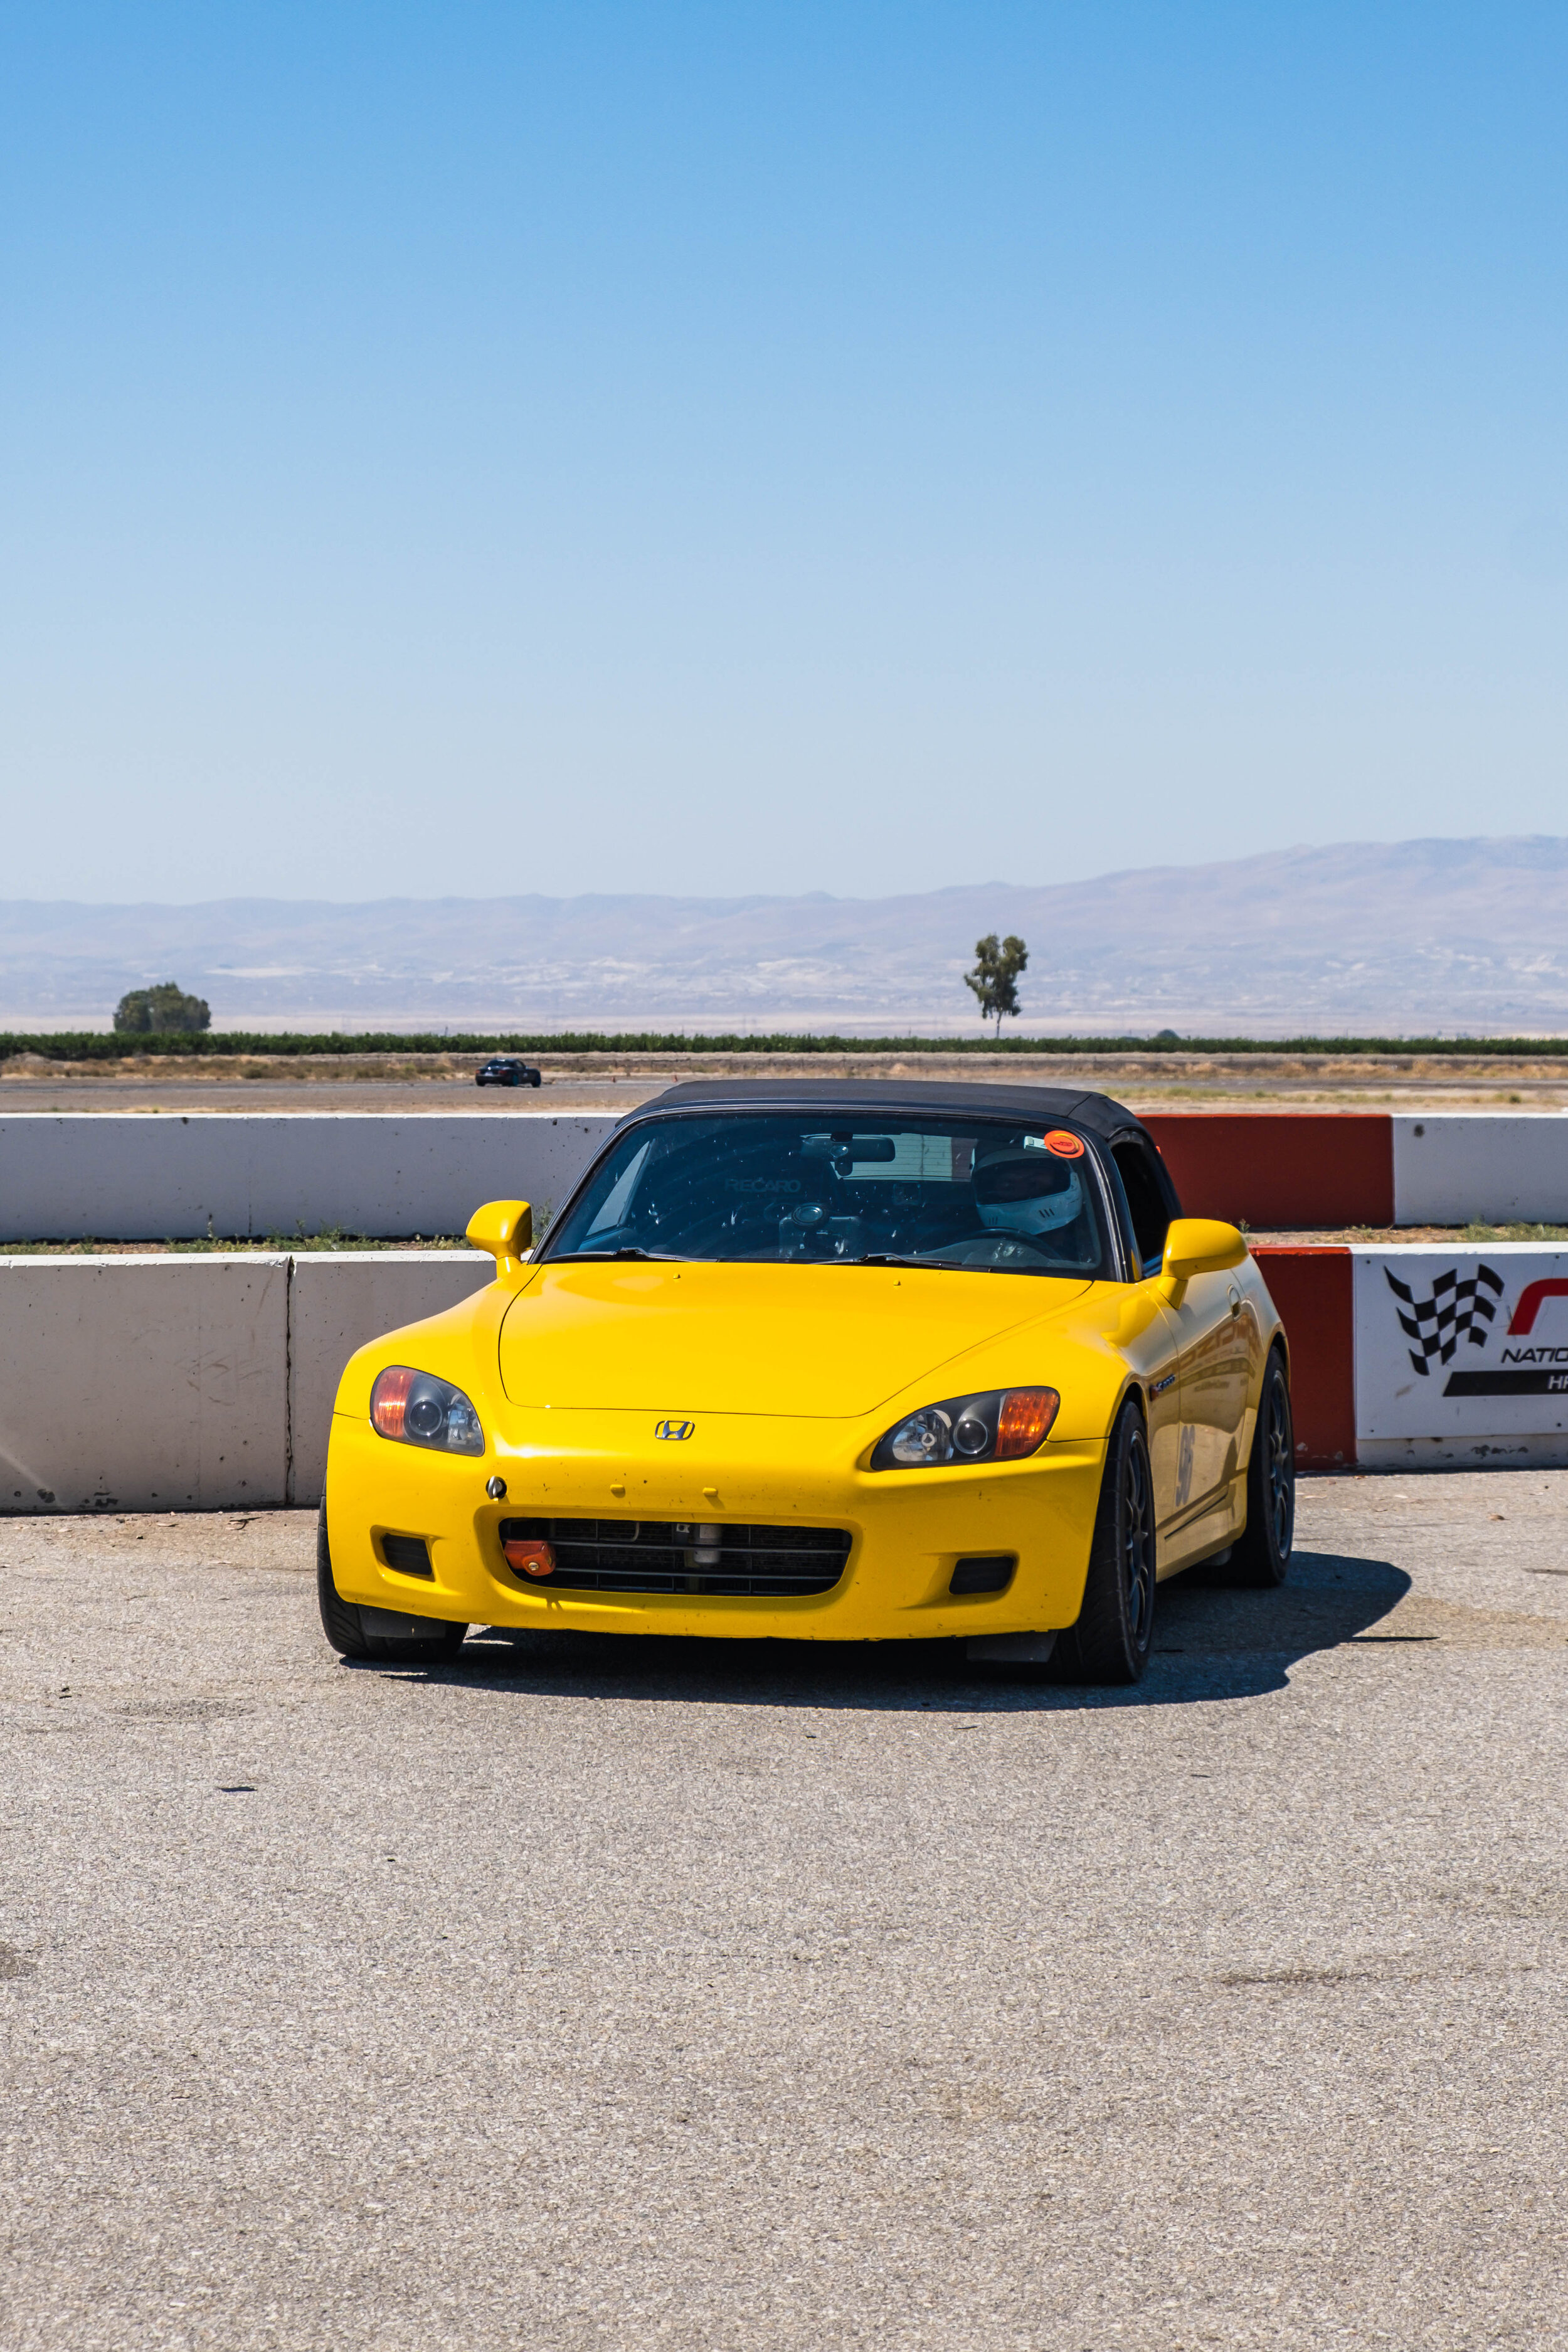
left=504, top=1537, right=556, bottom=1579
left=995, top=1387, right=1060, bottom=1458
left=370, top=1365, right=416, bottom=1439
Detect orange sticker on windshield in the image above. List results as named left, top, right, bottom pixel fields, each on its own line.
left=1044, top=1130, right=1085, bottom=1158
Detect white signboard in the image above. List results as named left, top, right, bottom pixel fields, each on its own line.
left=1353, top=1245, right=1568, bottom=1468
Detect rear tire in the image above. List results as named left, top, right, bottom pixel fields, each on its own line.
left=316, top=1503, right=468, bottom=1663
left=1054, top=1401, right=1157, bottom=1685
left=1231, top=1346, right=1295, bottom=1587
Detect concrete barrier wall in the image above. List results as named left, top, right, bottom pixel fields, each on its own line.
left=0, top=1113, right=617, bottom=1242
left=1391, top=1114, right=1568, bottom=1227
left=1147, top=1115, right=1395, bottom=1229
left=287, top=1253, right=493, bottom=1502
left=1153, top=1110, right=1568, bottom=1228
left=1253, top=1239, right=1568, bottom=1472
left=1248, top=1246, right=1357, bottom=1470
left=6, top=1109, right=1568, bottom=1240
left=0, top=1254, right=289, bottom=1512
left=0, top=1250, right=492, bottom=1513
left=1352, top=1241, right=1568, bottom=1470
left=11, top=1241, right=1567, bottom=1513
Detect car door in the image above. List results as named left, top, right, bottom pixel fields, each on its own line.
left=1110, top=1130, right=1249, bottom=1533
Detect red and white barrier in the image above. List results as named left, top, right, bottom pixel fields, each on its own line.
left=1147, top=1115, right=1395, bottom=1229
left=1255, top=1242, right=1568, bottom=1471
left=2, top=1112, right=1564, bottom=1503
left=1148, top=1111, right=1568, bottom=1231
left=2, top=1239, right=1560, bottom=1509
left=1, top=1108, right=1563, bottom=1242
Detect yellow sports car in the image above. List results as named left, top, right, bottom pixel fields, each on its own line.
left=318, top=1080, right=1295, bottom=1683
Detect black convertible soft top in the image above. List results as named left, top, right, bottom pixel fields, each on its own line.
left=622, top=1076, right=1142, bottom=1140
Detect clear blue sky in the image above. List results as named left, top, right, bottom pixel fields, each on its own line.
left=3, top=3, right=1565, bottom=903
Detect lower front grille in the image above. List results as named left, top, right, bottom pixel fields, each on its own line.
left=497, top=1517, right=851, bottom=1597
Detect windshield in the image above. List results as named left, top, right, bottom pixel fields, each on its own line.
left=543, top=1111, right=1113, bottom=1277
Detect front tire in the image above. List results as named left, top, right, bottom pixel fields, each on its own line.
left=1231, top=1346, right=1295, bottom=1586
left=1055, top=1401, right=1157, bottom=1684
left=316, top=1503, right=468, bottom=1663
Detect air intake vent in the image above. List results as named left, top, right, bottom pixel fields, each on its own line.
left=949, top=1555, right=1015, bottom=1596
left=497, top=1517, right=850, bottom=1597
left=380, top=1534, right=433, bottom=1578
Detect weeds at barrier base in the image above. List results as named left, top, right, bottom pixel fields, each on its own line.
left=1461, top=1221, right=1568, bottom=1244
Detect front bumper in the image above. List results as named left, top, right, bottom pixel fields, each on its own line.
left=325, top=1406, right=1106, bottom=1642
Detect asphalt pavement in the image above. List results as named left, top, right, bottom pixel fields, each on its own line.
left=2, top=1475, right=1566, bottom=2350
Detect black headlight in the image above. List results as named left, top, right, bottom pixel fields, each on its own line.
left=869, top=1387, right=1059, bottom=1470
left=369, top=1365, right=485, bottom=1455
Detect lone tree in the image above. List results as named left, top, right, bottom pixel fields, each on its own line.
left=964, top=933, right=1028, bottom=1038
left=114, top=982, right=211, bottom=1036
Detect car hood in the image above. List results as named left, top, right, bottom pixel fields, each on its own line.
left=497, top=1259, right=1091, bottom=1419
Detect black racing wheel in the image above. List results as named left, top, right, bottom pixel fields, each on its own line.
left=1054, top=1399, right=1157, bottom=1684
left=1231, top=1345, right=1295, bottom=1587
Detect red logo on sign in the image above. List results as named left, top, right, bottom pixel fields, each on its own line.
left=1508, top=1279, right=1568, bottom=1335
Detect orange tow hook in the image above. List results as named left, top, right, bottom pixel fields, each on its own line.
left=503, top=1537, right=556, bottom=1580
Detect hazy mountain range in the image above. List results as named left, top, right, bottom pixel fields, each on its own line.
left=3, top=836, right=1565, bottom=1035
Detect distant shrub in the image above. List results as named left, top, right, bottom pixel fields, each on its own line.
left=113, top=983, right=211, bottom=1036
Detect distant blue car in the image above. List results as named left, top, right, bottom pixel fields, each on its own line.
left=475, top=1057, right=543, bottom=1089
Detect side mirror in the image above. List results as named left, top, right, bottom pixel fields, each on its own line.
left=465, top=1199, right=533, bottom=1276
left=1157, top=1216, right=1246, bottom=1303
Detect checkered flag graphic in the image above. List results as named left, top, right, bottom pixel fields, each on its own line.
left=1384, top=1262, right=1504, bottom=1376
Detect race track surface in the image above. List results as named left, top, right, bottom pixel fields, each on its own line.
left=2, top=1476, right=1565, bottom=2349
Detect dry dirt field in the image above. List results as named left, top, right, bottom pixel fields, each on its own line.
left=3, top=1046, right=1567, bottom=1117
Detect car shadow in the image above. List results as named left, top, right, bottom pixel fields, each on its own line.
left=358, top=1547, right=1414, bottom=1714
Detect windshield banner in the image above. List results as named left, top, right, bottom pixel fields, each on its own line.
left=1353, top=1245, right=1568, bottom=1467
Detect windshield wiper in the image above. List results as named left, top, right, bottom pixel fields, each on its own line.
left=546, top=1246, right=689, bottom=1263
left=847, top=1251, right=1051, bottom=1274
left=845, top=1253, right=970, bottom=1271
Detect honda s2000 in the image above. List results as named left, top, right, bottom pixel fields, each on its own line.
left=318, top=1080, right=1295, bottom=1683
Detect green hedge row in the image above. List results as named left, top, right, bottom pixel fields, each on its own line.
left=4, top=1029, right=1567, bottom=1062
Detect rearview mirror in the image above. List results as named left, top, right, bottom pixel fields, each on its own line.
left=465, top=1198, right=533, bottom=1274
left=800, top=1135, right=898, bottom=1162
left=1158, top=1216, right=1246, bottom=1301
